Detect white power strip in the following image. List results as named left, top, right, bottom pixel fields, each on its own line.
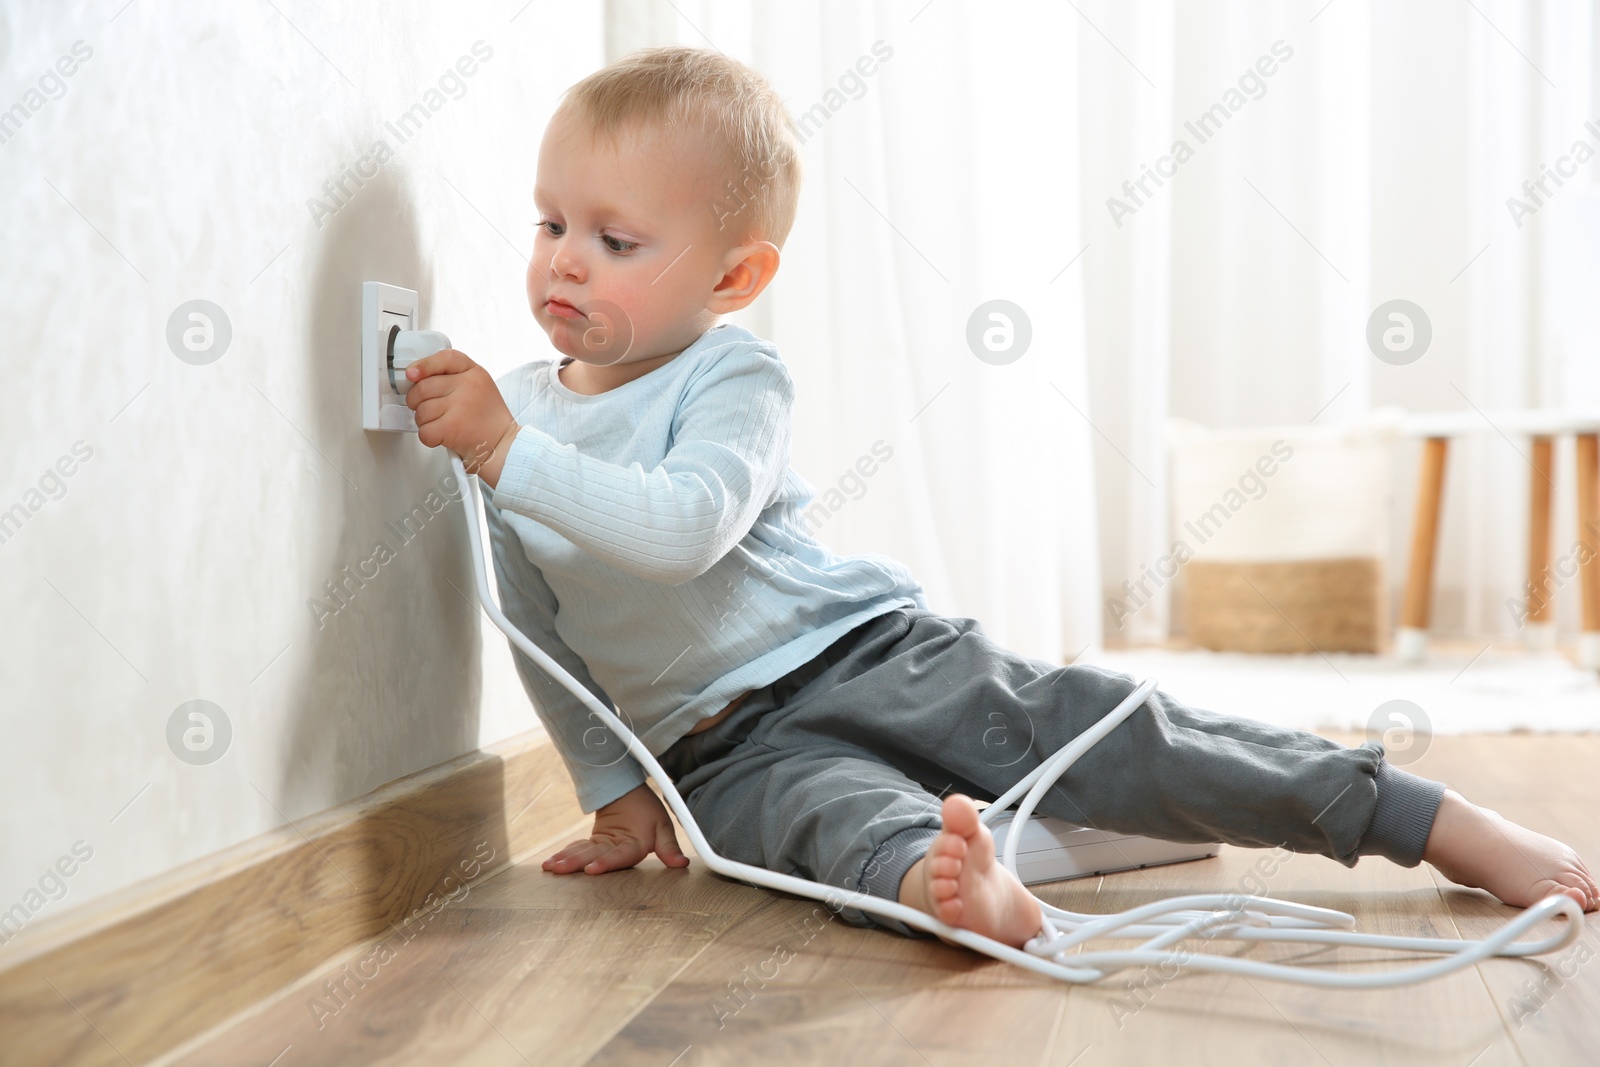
left=986, top=812, right=1220, bottom=886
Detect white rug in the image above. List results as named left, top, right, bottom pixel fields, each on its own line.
left=1088, top=646, right=1600, bottom=735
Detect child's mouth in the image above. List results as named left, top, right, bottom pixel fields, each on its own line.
left=545, top=298, right=585, bottom=321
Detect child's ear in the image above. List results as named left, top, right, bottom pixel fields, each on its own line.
left=706, top=241, right=780, bottom=314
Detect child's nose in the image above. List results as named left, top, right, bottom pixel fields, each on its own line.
left=548, top=241, right=586, bottom=283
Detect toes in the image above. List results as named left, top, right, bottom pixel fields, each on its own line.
left=1535, top=880, right=1594, bottom=912
left=930, top=831, right=968, bottom=863
left=941, top=794, right=982, bottom=838
left=1552, top=865, right=1599, bottom=910
left=941, top=794, right=1001, bottom=870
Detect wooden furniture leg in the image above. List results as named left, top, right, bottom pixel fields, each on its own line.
left=1524, top=436, right=1555, bottom=645
left=1578, top=433, right=1600, bottom=669
left=1398, top=437, right=1449, bottom=661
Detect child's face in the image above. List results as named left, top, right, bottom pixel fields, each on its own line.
left=527, top=107, right=750, bottom=367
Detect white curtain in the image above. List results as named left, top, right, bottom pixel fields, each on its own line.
left=607, top=0, right=1102, bottom=663
left=1079, top=0, right=1599, bottom=644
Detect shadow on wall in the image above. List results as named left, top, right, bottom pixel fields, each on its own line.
left=276, top=166, right=502, bottom=905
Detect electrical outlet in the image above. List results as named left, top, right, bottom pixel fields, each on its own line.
left=362, top=282, right=419, bottom=432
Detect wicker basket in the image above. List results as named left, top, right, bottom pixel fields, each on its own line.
left=1168, top=415, right=1399, bottom=655
left=1183, top=558, right=1386, bottom=653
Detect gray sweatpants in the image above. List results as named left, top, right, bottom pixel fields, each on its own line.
left=658, top=608, right=1446, bottom=935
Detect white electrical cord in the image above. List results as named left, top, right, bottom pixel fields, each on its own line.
left=448, top=454, right=1583, bottom=988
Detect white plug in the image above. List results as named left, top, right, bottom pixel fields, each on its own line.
left=387, top=328, right=452, bottom=395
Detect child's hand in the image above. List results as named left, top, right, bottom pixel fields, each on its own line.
left=541, top=783, right=691, bottom=875
left=404, top=349, right=521, bottom=487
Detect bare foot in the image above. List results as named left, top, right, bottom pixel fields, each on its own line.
left=1424, top=789, right=1599, bottom=913
left=897, top=794, right=1044, bottom=948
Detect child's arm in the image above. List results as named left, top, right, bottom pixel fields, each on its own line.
left=407, top=341, right=794, bottom=584
left=483, top=487, right=652, bottom=814
left=484, top=477, right=690, bottom=874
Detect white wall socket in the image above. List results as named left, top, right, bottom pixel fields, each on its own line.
left=362, top=281, right=419, bottom=433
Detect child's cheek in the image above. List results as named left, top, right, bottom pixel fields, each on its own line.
left=605, top=274, right=654, bottom=343
left=525, top=256, right=546, bottom=314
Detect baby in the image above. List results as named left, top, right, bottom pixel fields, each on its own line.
left=404, top=46, right=1597, bottom=946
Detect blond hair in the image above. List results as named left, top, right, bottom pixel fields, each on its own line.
left=559, top=46, right=803, bottom=247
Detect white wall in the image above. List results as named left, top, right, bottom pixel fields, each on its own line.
left=0, top=1, right=601, bottom=930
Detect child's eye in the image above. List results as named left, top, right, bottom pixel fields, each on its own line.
left=601, top=233, right=638, bottom=254
left=536, top=218, right=564, bottom=237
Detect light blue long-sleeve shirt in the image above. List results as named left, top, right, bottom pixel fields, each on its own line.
left=483, top=323, right=926, bottom=812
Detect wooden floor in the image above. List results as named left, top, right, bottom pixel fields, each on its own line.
left=166, top=733, right=1600, bottom=1066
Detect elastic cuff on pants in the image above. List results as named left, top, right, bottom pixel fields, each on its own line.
left=859, top=825, right=941, bottom=937
left=1360, top=759, right=1447, bottom=867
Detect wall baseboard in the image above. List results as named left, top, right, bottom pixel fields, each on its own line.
left=0, top=731, right=584, bottom=1066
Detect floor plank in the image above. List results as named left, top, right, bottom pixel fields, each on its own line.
left=587, top=894, right=1072, bottom=1066
left=1047, top=841, right=1523, bottom=1066
left=174, top=734, right=1600, bottom=1066
left=166, top=863, right=762, bottom=1067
